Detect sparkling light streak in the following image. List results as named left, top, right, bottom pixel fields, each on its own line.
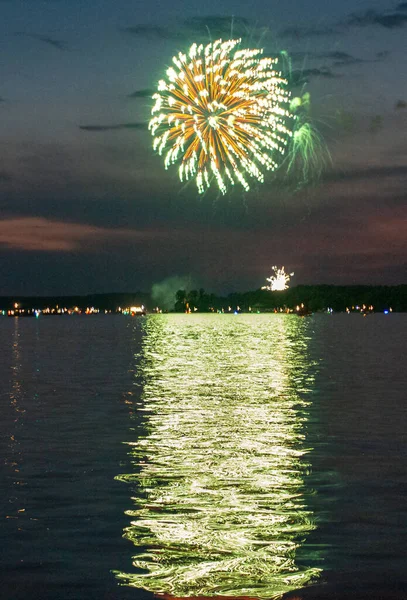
left=262, top=266, right=294, bottom=292
left=115, top=315, right=321, bottom=597
left=149, top=39, right=298, bottom=194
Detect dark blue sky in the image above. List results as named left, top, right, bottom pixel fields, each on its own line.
left=0, top=0, right=406, bottom=295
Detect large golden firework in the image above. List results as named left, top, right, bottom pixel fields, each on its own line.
left=149, top=38, right=296, bottom=194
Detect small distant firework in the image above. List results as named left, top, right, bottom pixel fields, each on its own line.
left=262, top=266, right=294, bottom=291
left=149, top=38, right=319, bottom=195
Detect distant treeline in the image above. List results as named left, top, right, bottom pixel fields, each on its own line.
left=0, top=292, right=150, bottom=311
left=1, top=285, right=406, bottom=313
left=174, top=285, right=407, bottom=313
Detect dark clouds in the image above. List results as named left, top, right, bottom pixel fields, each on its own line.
left=376, top=50, right=390, bottom=59
left=128, top=89, right=154, bottom=99
left=0, top=1, right=406, bottom=294
left=321, top=51, right=360, bottom=63
left=14, top=32, right=68, bottom=50
left=79, top=123, right=146, bottom=132
left=280, top=25, right=339, bottom=39
left=183, top=16, right=251, bottom=38
left=0, top=217, right=108, bottom=251
left=125, top=4, right=407, bottom=44
left=1, top=177, right=405, bottom=293
left=324, top=164, right=407, bottom=185
left=320, top=51, right=372, bottom=67
left=347, top=9, right=407, bottom=29
left=122, top=25, right=181, bottom=40
left=291, top=49, right=384, bottom=68
left=290, top=68, right=340, bottom=85
left=122, top=16, right=253, bottom=42
left=1, top=140, right=406, bottom=293
left=0, top=217, right=164, bottom=252
left=281, top=2, right=407, bottom=38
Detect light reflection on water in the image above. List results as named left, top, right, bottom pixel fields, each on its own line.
left=116, top=314, right=321, bottom=598
left=5, top=319, right=27, bottom=511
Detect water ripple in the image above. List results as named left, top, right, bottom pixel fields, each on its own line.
left=115, top=314, right=321, bottom=598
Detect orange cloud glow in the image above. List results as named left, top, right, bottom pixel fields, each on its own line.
left=0, top=217, right=151, bottom=251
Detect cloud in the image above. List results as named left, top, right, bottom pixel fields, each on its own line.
left=320, top=51, right=371, bottom=67
left=127, top=89, right=154, bottom=99
left=0, top=97, right=5, bottom=103
left=376, top=50, right=390, bottom=59
left=14, top=32, right=68, bottom=50
left=346, top=8, right=407, bottom=29
left=122, top=15, right=253, bottom=42
left=324, top=164, right=407, bottom=184
left=292, top=50, right=385, bottom=69
left=122, top=11, right=405, bottom=52
left=395, top=100, right=407, bottom=109
left=290, top=67, right=340, bottom=85
left=79, top=122, right=146, bottom=132
left=321, top=51, right=357, bottom=63
left=281, top=4, right=407, bottom=39
left=287, top=210, right=407, bottom=281
left=0, top=217, right=160, bottom=252
left=121, top=25, right=181, bottom=40
left=0, top=218, right=105, bottom=251
left=183, top=15, right=250, bottom=38
left=0, top=172, right=12, bottom=182
left=279, top=25, right=340, bottom=39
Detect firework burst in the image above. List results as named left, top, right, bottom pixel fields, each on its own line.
left=262, top=266, right=294, bottom=291
left=149, top=38, right=298, bottom=194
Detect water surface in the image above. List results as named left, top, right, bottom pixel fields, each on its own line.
left=1, top=314, right=406, bottom=599
left=116, top=314, right=320, bottom=597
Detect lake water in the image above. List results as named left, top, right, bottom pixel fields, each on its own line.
left=1, top=314, right=406, bottom=599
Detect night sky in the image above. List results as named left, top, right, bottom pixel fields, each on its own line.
left=0, top=0, right=406, bottom=296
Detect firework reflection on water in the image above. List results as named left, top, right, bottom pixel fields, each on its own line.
left=115, top=314, right=321, bottom=598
